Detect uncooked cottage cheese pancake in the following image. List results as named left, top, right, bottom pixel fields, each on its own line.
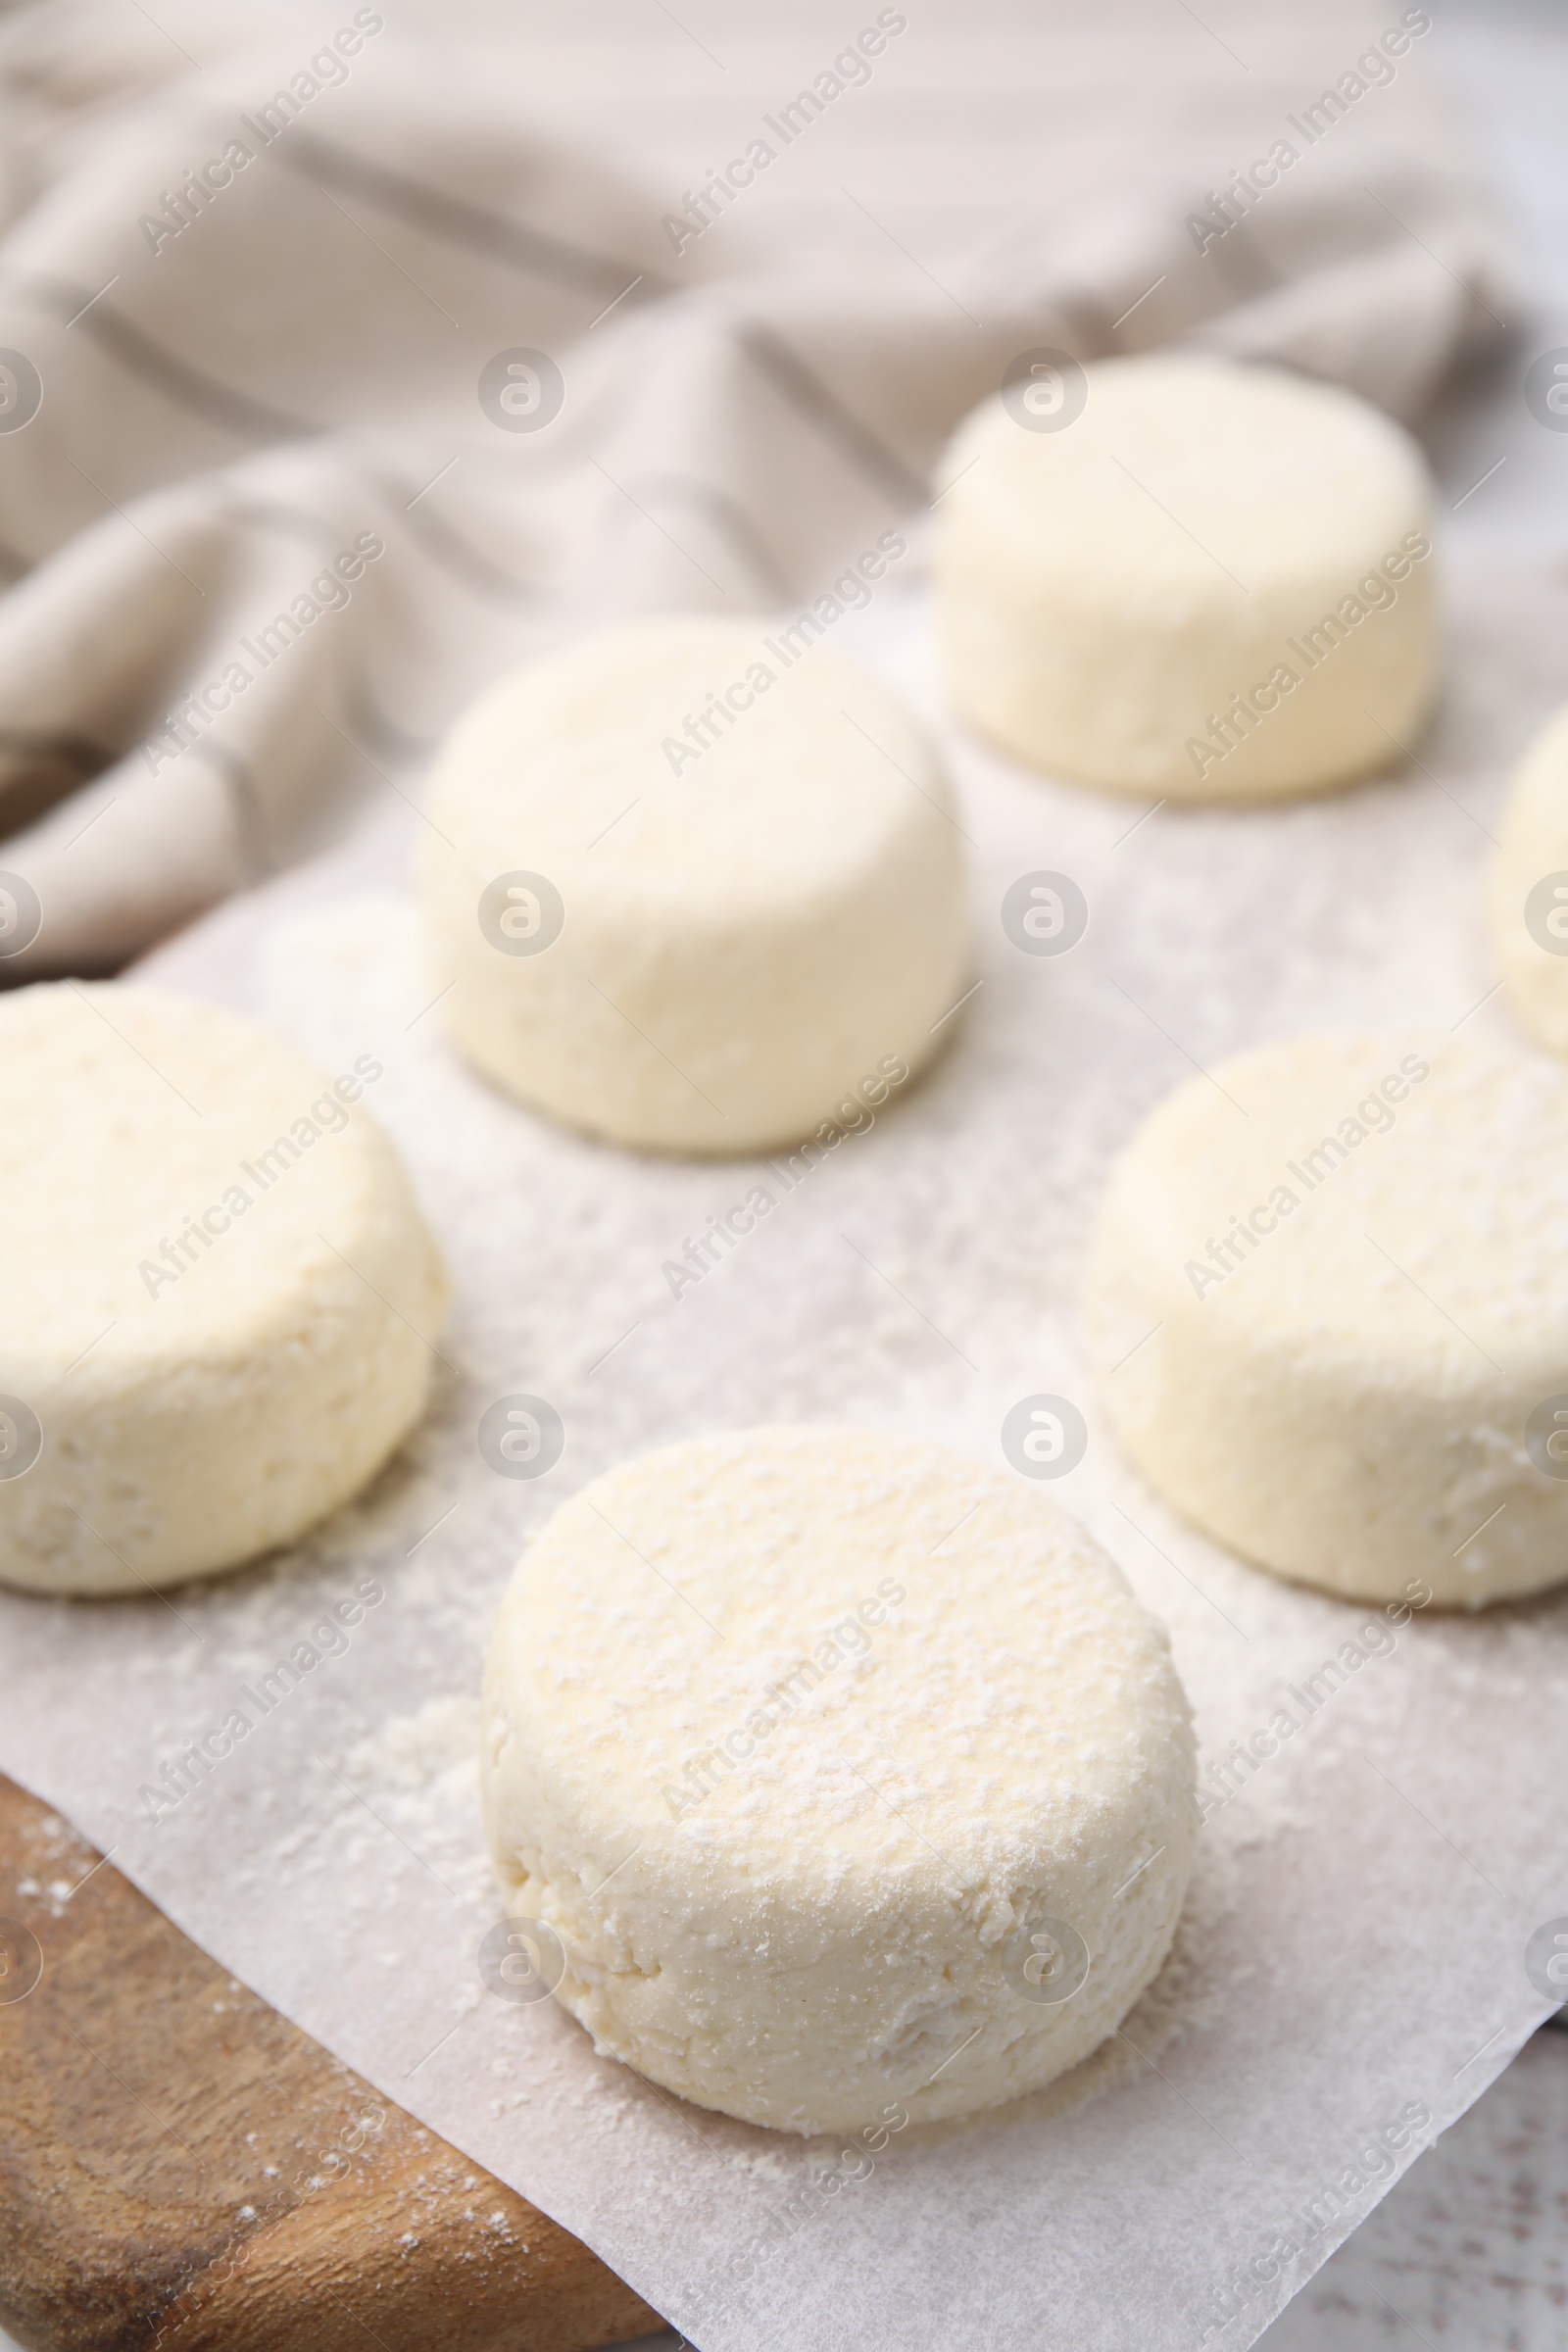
left=1088, top=1032, right=1568, bottom=1606
left=0, top=983, right=447, bottom=1594
left=936, top=354, right=1435, bottom=801
left=482, top=1426, right=1196, bottom=2133
left=422, top=617, right=969, bottom=1155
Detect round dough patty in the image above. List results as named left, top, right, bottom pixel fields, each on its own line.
left=482, top=1426, right=1195, bottom=2133
left=0, top=984, right=447, bottom=1595
left=422, top=618, right=969, bottom=1154
left=1087, top=1032, right=1568, bottom=1607
left=1492, top=699, right=1568, bottom=1054
left=936, top=355, right=1436, bottom=801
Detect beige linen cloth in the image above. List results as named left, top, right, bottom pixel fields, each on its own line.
left=0, top=0, right=1514, bottom=976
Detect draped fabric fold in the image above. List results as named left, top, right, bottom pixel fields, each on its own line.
left=0, top=0, right=1515, bottom=973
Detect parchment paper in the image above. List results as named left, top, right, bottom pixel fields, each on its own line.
left=3, top=564, right=1568, bottom=2352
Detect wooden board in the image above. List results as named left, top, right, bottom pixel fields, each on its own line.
left=0, top=1770, right=662, bottom=2352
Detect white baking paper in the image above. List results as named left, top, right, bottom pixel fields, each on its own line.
left=2, top=567, right=1567, bottom=2352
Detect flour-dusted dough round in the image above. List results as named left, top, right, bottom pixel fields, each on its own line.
left=0, top=984, right=448, bottom=1596
left=1493, top=701, right=1568, bottom=1054
left=1087, top=1033, right=1568, bottom=1608
left=481, top=1426, right=1195, bottom=2134
left=936, top=355, right=1437, bottom=801
left=422, top=619, right=968, bottom=1154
